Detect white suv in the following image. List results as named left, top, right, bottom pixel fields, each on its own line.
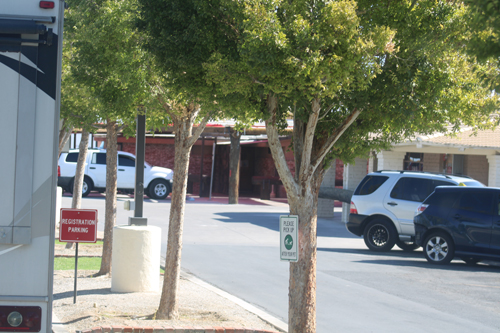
left=347, top=170, right=484, bottom=252
left=58, top=149, right=174, bottom=199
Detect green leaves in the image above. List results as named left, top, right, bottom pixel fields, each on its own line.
left=137, top=0, right=498, bottom=166
left=66, top=0, right=148, bottom=127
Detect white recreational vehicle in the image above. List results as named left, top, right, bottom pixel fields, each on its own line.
left=0, top=1, right=64, bottom=332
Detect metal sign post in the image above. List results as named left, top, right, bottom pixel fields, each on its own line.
left=59, top=209, right=98, bottom=303
left=280, top=215, right=299, bottom=262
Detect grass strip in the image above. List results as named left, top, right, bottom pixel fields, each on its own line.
left=55, top=257, right=101, bottom=270
left=54, top=257, right=165, bottom=273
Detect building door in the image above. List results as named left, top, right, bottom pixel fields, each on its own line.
left=453, top=154, right=464, bottom=175
left=240, top=146, right=256, bottom=195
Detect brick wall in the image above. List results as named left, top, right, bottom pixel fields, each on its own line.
left=464, top=155, right=489, bottom=185
left=423, top=153, right=441, bottom=173
left=335, top=159, right=344, bottom=186
left=121, top=143, right=177, bottom=170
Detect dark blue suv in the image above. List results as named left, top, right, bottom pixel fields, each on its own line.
left=414, top=187, right=500, bottom=265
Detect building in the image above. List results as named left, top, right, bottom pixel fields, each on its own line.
left=334, top=128, right=500, bottom=220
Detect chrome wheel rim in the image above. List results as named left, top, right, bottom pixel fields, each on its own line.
left=154, top=183, right=167, bottom=196
left=368, top=224, right=389, bottom=247
left=426, top=236, right=449, bottom=262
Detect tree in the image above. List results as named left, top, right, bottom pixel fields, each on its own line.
left=137, top=0, right=499, bottom=331
left=228, top=128, right=241, bottom=204
left=136, top=0, right=265, bottom=317
left=152, top=94, right=212, bottom=319
left=66, top=0, right=148, bottom=275
left=60, top=25, right=102, bottom=249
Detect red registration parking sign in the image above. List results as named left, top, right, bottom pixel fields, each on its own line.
left=59, top=209, right=98, bottom=243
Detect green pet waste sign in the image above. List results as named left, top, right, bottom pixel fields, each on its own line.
left=280, top=215, right=298, bottom=262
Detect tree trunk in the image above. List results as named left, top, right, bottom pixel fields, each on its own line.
left=96, top=120, right=118, bottom=276
left=65, top=129, right=89, bottom=249
left=228, top=128, right=241, bottom=204
left=264, top=93, right=327, bottom=333
left=157, top=123, right=192, bottom=319
left=287, top=174, right=323, bottom=333
left=72, top=128, right=89, bottom=209
left=58, top=119, right=72, bottom=156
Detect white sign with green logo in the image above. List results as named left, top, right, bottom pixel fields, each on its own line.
left=280, top=215, right=298, bottom=262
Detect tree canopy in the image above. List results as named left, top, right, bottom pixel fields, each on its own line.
left=139, top=0, right=498, bottom=166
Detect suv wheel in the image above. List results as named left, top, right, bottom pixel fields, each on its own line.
left=363, top=219, right=397, bottom=252
left=148, top=179, right=170, bottom=200
left=396, top=240, right=420, bottom=252
left=423, top=232, right=455, bottom=265
left=68, top=176, right=93, bottom=197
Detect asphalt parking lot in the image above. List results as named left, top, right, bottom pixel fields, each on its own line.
left=61, top=193, right=500, bottom=333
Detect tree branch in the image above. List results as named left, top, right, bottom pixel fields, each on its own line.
left=293, top=104, right=304, bottom=181
left=265, top=94, right=298, bottom=198
left=299, top=98, right=321, bottom=183
left=310, top=108, right=361, bottom=172
left=187, top=109, right=212, bottom=147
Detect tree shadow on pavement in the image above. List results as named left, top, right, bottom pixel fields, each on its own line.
left=213, top=212, right=356, bottom=238
left=53, top=288, right=113, bottom=300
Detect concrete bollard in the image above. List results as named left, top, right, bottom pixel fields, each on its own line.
left=111, top=225, right=161, bottom=292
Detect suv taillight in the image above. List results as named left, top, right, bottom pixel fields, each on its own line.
left=350, top=201, right=358, bottom=215
left=58, top=165, right=60, bottom=177
left=415, top=204, right=428, bottom=216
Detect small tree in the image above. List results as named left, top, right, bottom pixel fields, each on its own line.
left=66, top=0, right=148, bottom=275
left=137, top=0, right=264, bottom=316
left=153, top=96, right=212, bottom=319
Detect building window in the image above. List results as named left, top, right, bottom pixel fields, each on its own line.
left=404, top=153, right=424, bottom=171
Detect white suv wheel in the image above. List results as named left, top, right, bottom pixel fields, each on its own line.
left=148, top=179, right=170, bottom=200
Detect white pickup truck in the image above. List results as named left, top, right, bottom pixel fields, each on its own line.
left=58, top=148, right=173, bottom=199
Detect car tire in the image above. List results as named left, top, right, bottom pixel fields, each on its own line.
left=148, top=179, right=170, bottom=200
left=423, top=232, right=455, bottom=265
left=68, top=176, right=93, bottom=197
left=363, top=218, right=397, bottom=252
left=396, top=240, right=420, bottom=252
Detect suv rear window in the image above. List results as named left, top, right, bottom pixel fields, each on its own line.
left=354, top=176, right=389, bottom=195
left=65, top=152, right=78, bottom=163
left=390, top=177, right=434, bottom=202
left=424, top=191, right=460, bottom=208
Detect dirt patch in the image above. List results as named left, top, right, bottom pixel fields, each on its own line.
left=53, top=245, right=281, bottom=332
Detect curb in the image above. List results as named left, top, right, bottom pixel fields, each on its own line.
left=76, top=327, right=279, bottom=333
